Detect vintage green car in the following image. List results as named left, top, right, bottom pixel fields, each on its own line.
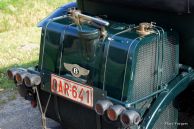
left=7, top=0, right=194, bottom=129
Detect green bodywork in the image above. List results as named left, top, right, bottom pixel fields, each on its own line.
left=38, top=17, right=176, bottom=103
left=77, top=1, right=194, bottom=68
left=35, top=2, right=194, bottom=129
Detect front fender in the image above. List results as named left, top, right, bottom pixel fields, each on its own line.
left=140, top=71, right=194, bottom=129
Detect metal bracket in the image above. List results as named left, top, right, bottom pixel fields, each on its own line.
left=107, top=88, right=166, bottom=108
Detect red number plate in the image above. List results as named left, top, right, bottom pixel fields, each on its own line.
left=51, top=74, right=93, bottom=108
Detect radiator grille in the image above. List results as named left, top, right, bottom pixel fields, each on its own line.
left=132, top=38, right=158, bottom=101
left=132, top=34, right=178, bottom=102
left=161, top=35, right=178, bottom=84
left=153, top=103, right=178, bottom=129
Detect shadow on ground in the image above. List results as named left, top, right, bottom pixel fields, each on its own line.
left=0, top=90, right=62, bottom=129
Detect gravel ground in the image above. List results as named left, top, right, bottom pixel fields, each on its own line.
left=0, top=90, right=61, bottom=129
left=0, top=90, right=193, bottom=129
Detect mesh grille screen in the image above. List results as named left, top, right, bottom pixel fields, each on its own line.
left=153, top=103, right=178, bottom=129
left=161, top=35, right=177, bottom=84
left=132, top=38, right=158, bottom=101
left=132, top=34, right=177, bottom=102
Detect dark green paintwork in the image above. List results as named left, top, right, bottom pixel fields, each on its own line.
left=34, top=2, right=194, bottom=129
left=38, top=17, right=171, bottom=103
left=77, top=1, right=194, bottom=68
